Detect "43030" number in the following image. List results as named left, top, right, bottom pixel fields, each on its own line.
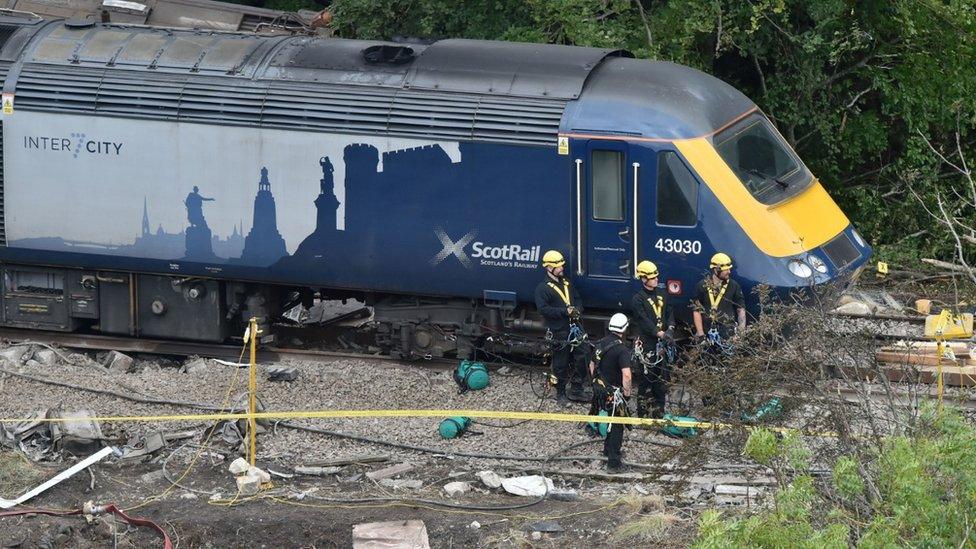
left=654, top=238, right=702, bottom=254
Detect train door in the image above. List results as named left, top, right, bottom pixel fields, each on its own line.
left=577, top=140, right=636, bottom=293
left=649, top=149, right=703, bottom=310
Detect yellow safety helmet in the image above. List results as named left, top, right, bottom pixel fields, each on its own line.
left=636, top=260, right=659, bottom=278
left=542, top=250, right=565, bottom=268
left=710, top=252, right=733, bottom=272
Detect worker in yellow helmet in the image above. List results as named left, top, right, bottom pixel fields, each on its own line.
left=630, top=260, right=675, bottom=419
left=535, top=250, right=588, bottom=407
left=692, top=252, right=746, bottom=412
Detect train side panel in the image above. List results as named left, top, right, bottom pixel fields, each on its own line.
left=2, top=112, right=571, bottom=304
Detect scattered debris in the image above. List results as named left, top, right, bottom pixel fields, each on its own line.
left=0, top=347, right=26, bottom=365
left=0, top=447, right=114, bottom=509
left=267, top=366, right=299, bottom=382
left=476, top=470, right=502, bottom=489
left=307, top=299, right=371, bottom=327
left=236, top=474, right=261, bottom=496
left=443, top=481, right=470, bottom=497
left=294, top=466, right=341, bottom=476
left=306, top=454, right=389, bottom=467
left=49, top=411, right=104, bottom=454
left=102, top=351, right=134, bottom=373
left=365, top=463, right=415, bottom=481
left=352, top=520, right=430, bottom=549
left=181, top=357, right=210, bottom=375
left=469, top=521, right=481, bottom=530
left=118, top=431, right=166, bottom=461
left=501, top=475, right=553, bottom=497
left=833, top=301, right=871, bottom=316
left=33, top=349, right=58, bottom=367
left=548, top=488, right=580, bottom=502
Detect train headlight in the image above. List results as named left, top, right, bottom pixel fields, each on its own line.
left=807, top=255, right=828, bottom=274
left=787, top=259, right=813, bottom=278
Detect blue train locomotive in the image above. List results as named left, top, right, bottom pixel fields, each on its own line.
left=0, top=14, right=870, bottom=357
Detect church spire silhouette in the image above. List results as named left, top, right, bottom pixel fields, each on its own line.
left=240, top=167, right=288, bottom=265
left=142, top=197, right=150, bottom=237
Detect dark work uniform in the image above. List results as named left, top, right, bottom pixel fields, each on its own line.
left=589, top=335, right=631, bottom=468
left=693, top=277, right=745, bottom=338
left=630, top=286, right=675, bottom=418
left=535, top=276, right=587, bottom=395
left=692, top=277, right=746, bottom=411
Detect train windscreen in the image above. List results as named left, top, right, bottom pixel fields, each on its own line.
left=714, top=114, right=813, bottom=205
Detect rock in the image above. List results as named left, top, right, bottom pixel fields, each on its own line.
left=365, top=463, right=415, bottom=481
left=548, top=489, right=580, bottom=502
left=182, top=357, right=209, bottom=375
left=634, top=484, right=649, bottom=495
left=294, top=466, right=342, bottom=476
left=352, top=520, right=430, bottom=549
left=469, top=521, right=480, bottom=529
left=236, top=474, right=261, bottom=496
left=140, top=470, right=166, bottom=484
left=531, top=531, right=542, bottom=541
left=24, top=359, right=41, bottom=369
left=103, top=350, right=134, bottom=373
left=523, top=520, right=564, bottom=533
left=0, top=347, right=26, bottom=365
left=228, top=457, right=250, bottom=475
left=496, top=366, right=511, bottom=375
left=267, top=366, right=299, bottom=382
left=246, top=466, right=271, bottom=483
left=833, top=301, right=871, bottom=315
left=34, top=349, right=57, bottom=366
left=443, top=481, right=471, bottom=497
left=476, top=470, right=502, bottom=489
left=179, top=493, right=198, bottom=500
left=380, top=479, right=423, bottom=490
left=501, top=475, right=554, bottom=497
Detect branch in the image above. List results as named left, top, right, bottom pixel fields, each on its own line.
left=633, top=0, right=653, bottom=52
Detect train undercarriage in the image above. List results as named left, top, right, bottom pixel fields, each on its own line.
left=0, top=263, right=567, bottom=360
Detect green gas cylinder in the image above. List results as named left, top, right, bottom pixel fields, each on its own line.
left=661, top=414, right=699, bottom=438
left=454, top=360, right=489, bottom=392
left=587, top=409, right=610, bottom=439
left=439, top=417, right=471, bottom=439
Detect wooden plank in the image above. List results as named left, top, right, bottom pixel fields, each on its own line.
left=875, top=350, right=964, bottom=367
left=872, top=363, right=976, bottom=386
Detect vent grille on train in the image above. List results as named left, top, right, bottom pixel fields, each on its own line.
left=0, top=25, right=18, bottom=52
left=13, top=65, right=565, bottom=146
left=823, top=233, right=859, bottom=270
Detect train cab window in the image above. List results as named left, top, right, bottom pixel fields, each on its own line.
left=656, top=152, right=699, bottom=226
left=592, top=150, right=624, bottom=221
left=714, top=114, right=813, bottom=205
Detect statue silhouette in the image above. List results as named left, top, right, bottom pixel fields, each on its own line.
left=185, top=185, right=214, bottom=229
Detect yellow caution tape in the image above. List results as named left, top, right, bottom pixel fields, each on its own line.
left=0, top=408, right=833, bottom=436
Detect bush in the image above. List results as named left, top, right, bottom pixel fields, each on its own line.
left=695, top=407, right=976, bottom=547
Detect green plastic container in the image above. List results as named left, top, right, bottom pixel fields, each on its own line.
left=439, top=417, right=471, bottom=439
left=455, top=360, right=489, bottom=391
left=588, top=409, right=610, bottom=439
left=742, top=398, right=783, bottom=423
left=661, top=413, right=699, bottom=438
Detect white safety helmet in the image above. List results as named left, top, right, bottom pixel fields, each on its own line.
left=608, top=312, right=629, bottom=334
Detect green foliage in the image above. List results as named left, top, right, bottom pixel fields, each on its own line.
left=226, top=0, right=976, bottom=261
left=743, top=428, right=779, bottom=465
left=832, top=455, right=864, bottom=499
left=698, top=408, right=976, bottom=547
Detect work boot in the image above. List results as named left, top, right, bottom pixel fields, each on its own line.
left=567, top=383, right=589, bottom=402
left=556, top=392, right=570, bottom=408
left=606, top=462, right=629, bottom=474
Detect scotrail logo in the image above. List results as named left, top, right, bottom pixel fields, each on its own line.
left=23, top=132, right=123, bottom=158
left=430, top=228, right=541, bottom=270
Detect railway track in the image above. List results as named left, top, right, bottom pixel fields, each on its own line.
left=0, top=327, right=459, bottom=369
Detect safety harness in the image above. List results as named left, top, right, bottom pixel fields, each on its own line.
left=591, top=338, right=631, bottom=432
left=704, top=280, right=736, bottom=354
left=548, top=278, right=587, bottom=349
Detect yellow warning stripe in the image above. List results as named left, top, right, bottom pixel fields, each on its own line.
left=0, top=408, right=835, bottom=436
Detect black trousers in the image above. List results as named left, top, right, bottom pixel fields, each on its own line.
left=550, top=331, right=588, bottom=393
left=590, top=381, right=626, bottom=467
left=635, top=337, right=669, bottom=418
